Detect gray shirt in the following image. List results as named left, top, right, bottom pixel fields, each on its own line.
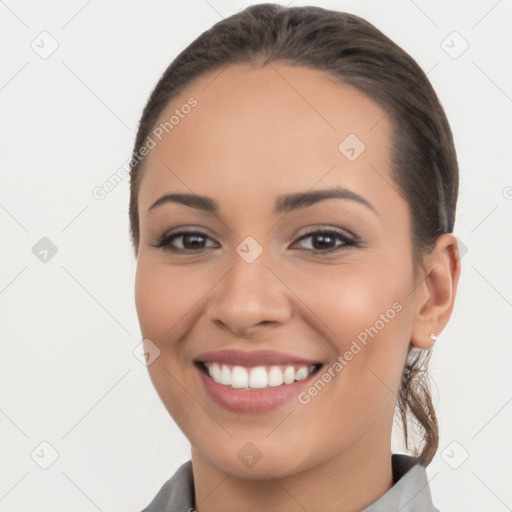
left=140, top=454, right=440, bottom=512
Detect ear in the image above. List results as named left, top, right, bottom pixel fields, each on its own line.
left=410, top=233, right=461, bottom=349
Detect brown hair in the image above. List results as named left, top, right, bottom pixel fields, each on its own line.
left=129, top=3, right=458, bottom=465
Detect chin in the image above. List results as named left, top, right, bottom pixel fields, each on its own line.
left=193, top=437, right=317, bottom=481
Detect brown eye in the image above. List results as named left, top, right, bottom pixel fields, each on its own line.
left=293, top=229, right=357, bottom=254
left=151, top=228, right=358, bottom=255
left=152, top=231, right=218, bottom=252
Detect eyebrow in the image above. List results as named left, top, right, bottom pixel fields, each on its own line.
left=147, top=186, right=378, bottom=217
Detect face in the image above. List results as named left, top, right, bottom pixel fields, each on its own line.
left=134, top=63, right=423, bottom=479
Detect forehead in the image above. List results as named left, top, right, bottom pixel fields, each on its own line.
left=138, top=63, right=395, bottom=213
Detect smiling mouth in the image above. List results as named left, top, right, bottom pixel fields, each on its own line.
left=195, top=361, right=322, bottom=390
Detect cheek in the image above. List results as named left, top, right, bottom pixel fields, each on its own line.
left=134, top=259, right=200, bottom=342
left=290, top=260, right=412, bottom=382
left=134, top=259, right=206, bottom=428
left=287, top=267, right=412, bottom=444
left=295, top=260, right=408, bottom=333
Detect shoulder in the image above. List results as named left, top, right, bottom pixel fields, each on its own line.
left=362, top=454, right=441, bottom=512
left=139, top=461, right=195, bottom=512
left=137, top=455, right=441, bottom=512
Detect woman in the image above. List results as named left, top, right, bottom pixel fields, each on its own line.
left=130, top=4, right=461, bottom=511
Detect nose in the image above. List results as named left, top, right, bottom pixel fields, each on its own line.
left=206, top=248, right=293, bottom=337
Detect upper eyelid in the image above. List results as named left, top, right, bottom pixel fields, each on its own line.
left=159, top=226, right=355, bottom=240
left=160, top=222, right=356, bottom=237
left=155, top=227, right=356, bottom=250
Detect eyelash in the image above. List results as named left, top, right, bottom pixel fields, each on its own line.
left=151, top=228, right=358, bottom=255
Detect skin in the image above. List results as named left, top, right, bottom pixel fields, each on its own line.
left=134, top=63, right=460, bottom=512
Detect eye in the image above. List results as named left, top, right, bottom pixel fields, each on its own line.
left=151, top=230, right=218, bottom=253
left=292, top=228, right=357, bottom=254
left=152, top=227, right=358, bottom=254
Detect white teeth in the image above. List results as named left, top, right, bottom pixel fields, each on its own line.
left=283, top=366, right=295, bottom=385
left=268, top=366, right=284, bottom=387
left=204, top=362, right=317, bottom=389
left=295, top=367, right=309, bottom=381
left=249, top=366, right=268, bottom=388
left=220, top=365, right=231, bottom=386
left=231, top=366, right=249, bottom=388
left=210, top=363, right=221, bottom=382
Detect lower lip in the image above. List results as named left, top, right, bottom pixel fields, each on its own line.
left=196, top=364, right=320, bottom=413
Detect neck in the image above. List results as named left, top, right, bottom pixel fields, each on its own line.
left=190, top=434, right=393, bottom=512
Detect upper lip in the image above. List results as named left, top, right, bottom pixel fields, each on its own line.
left=194, top=349, right=321, bottom=367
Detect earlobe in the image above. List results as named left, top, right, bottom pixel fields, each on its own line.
left=410, top=233, right=461, bottom=349
left=412, top=332, right=438, bottom=350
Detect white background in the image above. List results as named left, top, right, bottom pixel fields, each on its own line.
left=1, top=1, right=511, bottom=511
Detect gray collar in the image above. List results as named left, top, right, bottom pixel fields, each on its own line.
left=362, top=454, right=440, bottom=511
left=141, top=454, right=439, bottom=512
